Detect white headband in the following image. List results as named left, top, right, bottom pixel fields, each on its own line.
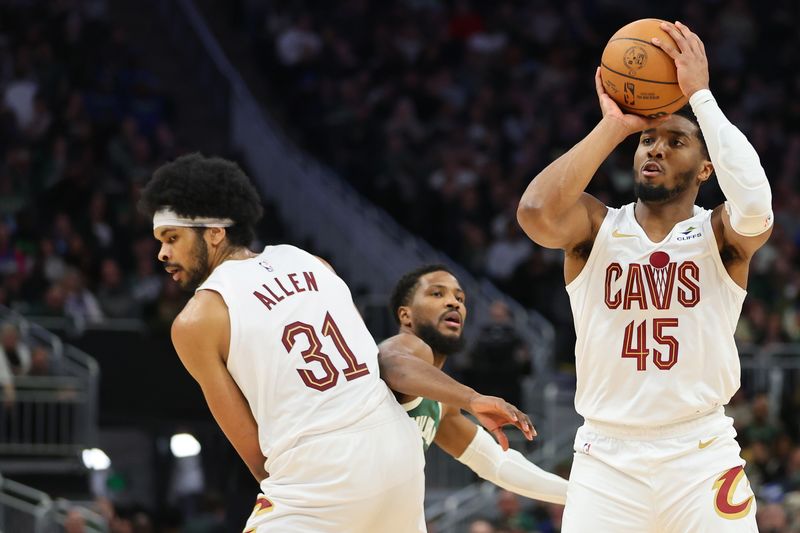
left=153, top=207, right=234, bottom=230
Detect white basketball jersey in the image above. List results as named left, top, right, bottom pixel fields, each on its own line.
left=197, top=245, right=390, bottom=467
left=566, top=203, right=746, bottom=426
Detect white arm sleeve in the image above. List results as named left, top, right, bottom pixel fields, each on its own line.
left=689, top=89, right=773, bottom=236
left=456, top=427, right=568, bottom=505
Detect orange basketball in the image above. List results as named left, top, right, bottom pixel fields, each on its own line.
left=600, top=19, right=687, bottom=117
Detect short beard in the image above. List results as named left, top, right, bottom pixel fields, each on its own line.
left=182, top=234, right=211, bottom=291
left=415, top=322, right=465, bottom=356
left=634, top=167, right=696, bottom=204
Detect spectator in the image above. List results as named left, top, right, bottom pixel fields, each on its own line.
left=64, top=508, right=88, bottom=533
left=783, top=447, right=800, bottom=493
left=493, top=490, right=537, bottom=533
left=744, top=393, right=782, bottom=447
left=0, top=321, right=30, bottom=375
left=130, top=256, right=162, bottom=312
left=39, top=282, right=67, bottom=317
left=0, top=338, right=14, bottom=409
left=61, top=268, right=104, bottom=327
left=756, top=502, right=788, bottom=533
left=275, top=15, right=322, bottom=67
left=96, top=258, right=138, bottom=319
left=465, top=301, right=531, bottom=406
left=27, top=345, right=53, bottom=376
left=37, top=238, right=67, bottom=284
left=485, top=221, right=533, bottom=287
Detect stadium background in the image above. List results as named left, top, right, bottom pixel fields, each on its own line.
left=0, top=0, right=798, bottom=531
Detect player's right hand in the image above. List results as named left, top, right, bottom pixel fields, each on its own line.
left=467, top=394, right=536, bottom=450
left=594, top=67, right=669, bottom=135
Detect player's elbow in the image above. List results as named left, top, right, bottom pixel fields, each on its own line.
left=516, top=201, right=565, bottom=249
left=516, top=198, right=547, bottom=236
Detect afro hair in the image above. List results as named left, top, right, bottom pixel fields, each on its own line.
left=138, top=153, right=264, bottom=246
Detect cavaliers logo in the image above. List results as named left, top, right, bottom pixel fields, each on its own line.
left=712, top=466, right=754, bottom=520
left=243, top=495, right=275, bottom=531
left=623, top=46, right=647, bottom=74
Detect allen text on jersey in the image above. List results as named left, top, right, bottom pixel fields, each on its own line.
left=253, top=271, right=319, bottom=311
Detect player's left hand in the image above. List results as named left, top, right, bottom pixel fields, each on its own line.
left=652, top=21, right=710, bottom=98
left=467, top=394, right=536, bottom=450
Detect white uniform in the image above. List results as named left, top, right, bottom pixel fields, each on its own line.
left=198, top=245, right=426, bottom=533
left=562, top=204, right=756, bottom=532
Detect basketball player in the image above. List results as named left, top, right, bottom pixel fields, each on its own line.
left=139, top=154, right=530, bottom=532
left=380, top=265, right=568, bottom=504
left=517, top=21, right=771, bottom=531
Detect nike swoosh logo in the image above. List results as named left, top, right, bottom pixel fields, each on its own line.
left=699, top=437, right=717, bottom=449
left=612, top=229, right=638, bottom=238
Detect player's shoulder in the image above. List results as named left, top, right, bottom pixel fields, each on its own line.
left=172, top=290, right=229, bottom=339
left=379, top=332, right=435, bottom=365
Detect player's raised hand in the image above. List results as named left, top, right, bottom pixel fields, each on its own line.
left=467, top=394, right=536, bottom=450
left=594, top=67, right=668, bottom=136
left=653, top=21, right=709, bottom=98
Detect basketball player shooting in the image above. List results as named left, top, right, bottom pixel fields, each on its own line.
left=379, top=265, right=568, bottom=504
left=517, top=21, right=771, bottom=532
left=138, top=154, right=529, bottom=532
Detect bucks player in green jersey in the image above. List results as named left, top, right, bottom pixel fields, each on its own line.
left=380, top=265, right=568, bottom=504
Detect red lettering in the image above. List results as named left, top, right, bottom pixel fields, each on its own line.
left=282, top=322, right=338, bottom=391
left=621, top=318, right=680, bottom=371
left=653, top=318, right=679, bottom=369
left=621, top=320, right=648, bottom=371
left=605, top=263, right=623, bottom=309
left=288, top=273, right=305, bottom=293
left=275, top=278, right=295, bottom=297
left=253, top=290, right=277, bottom=311
left=304, top=271, right=318, bottom=292
left=264, top=283, right=284, bottom=303
left=677, top=261, right=700, bottom=307
left=281, top=313, right=371, bottom=391
left=623, top=264, right=647, bottom=310
left=322, top=313, right=369, bottom=380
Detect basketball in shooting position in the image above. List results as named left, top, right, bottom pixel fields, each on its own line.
left=600, top=18, right=687, bottom=117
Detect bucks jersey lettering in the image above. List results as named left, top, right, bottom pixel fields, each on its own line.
left=402, top=397, right=442, bottom=451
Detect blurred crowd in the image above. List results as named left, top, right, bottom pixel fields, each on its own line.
left=62, top=493, right=227, bottom=533
left=0, top=0, right=190, bottom=332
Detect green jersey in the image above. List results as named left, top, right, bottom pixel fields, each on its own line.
left=403, top=396, right=443, bottom=451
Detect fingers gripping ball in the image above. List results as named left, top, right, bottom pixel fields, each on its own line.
left=601, top=18, right=687, bottom=117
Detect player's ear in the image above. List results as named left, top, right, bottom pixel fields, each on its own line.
left=206, top=227, right=227, bottom=246
left=697, top=160, right=713, bottom=184
left=397, top=306, right=412, bottom=328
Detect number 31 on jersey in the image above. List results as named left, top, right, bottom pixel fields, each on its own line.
left=282, top=312, right=370, bottom=391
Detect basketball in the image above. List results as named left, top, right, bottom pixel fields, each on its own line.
left=600, top=18, right=687, bottom=117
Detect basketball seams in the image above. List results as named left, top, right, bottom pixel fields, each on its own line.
left=607, top=36, right=668, bottom=48
left=599, top=62, right=680, bottom=86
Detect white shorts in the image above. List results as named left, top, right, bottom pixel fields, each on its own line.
left=562, top=408, right=757, bottom=533
left=242, top=394, right=426, bottom=532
